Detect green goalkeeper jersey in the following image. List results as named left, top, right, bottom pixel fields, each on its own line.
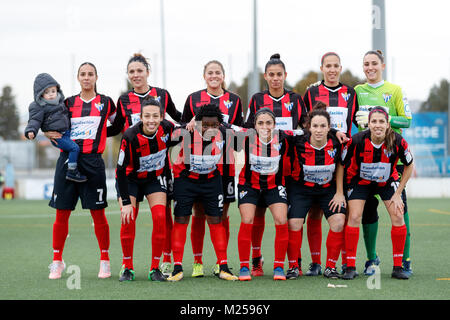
left=355, top=80, right=412, bottom=134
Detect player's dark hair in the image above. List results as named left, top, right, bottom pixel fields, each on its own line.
left=321, top=52, right=341, bottom=66
left=369, top=106, right=395, bottom=152
left=364, top=50, right=385, bottom=63
left=305, top=101, right=330, bottom=129
left=264, top=53, right=286, bottom=72
left=254, top=107, right=276, bottom=125
left=195, top=103, right=224, bottom=124
left=128, top=53, right=151, bottom=71
left=204, top=60, right=227, bottom=89
left=77, top=62, right=98, bottom=93
left=141, top=96, right=163, bottom=116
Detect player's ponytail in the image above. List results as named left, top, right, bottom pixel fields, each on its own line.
left=264, top=53, right=286, bottom=72
left=364, top=50, right=385, bottom=64
left=128, top=53, right=151, bottom=72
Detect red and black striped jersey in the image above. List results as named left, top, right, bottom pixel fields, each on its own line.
left=303, top=81, right=358, bottom=136
left=238, top=130, right=291, bottom=190
left=244, top=89, right=308, bottom=130
left=172, top=125, right=228, bottom=182
left=116, top=120, right=174, bottom=205
left=65, top=94, right=116, bottom=154
left=108, top=87, right=181, bottom=136
left=343, top=130, right=413, bottom=186
left=182, top=89, right=244, bottom=126
left=290, top=132, right=342, bottom=188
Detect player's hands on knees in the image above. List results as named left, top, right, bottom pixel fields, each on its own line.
left=388, top=194, right=404, bottom=217
left=329, top=193, right=346, bottom=213
left=121, top=204, right=135, bottom=224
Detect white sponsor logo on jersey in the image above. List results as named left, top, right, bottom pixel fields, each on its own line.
left=189, top=154, right=221, bottom=174
left=249, top=153, right=281, bottom=175
left=360, top=162, right=391, bottom=182
left=137, top=149, right=167, bottom=172
left=70, top=116, right=101, bottom=140
left=303, top=163, right=336, bottom=185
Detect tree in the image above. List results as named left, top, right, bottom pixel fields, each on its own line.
left=420, top=79, right=449, bottom=112
left=228, top=71, right=266, bottom=116
left=292, top=71, right=319, bottom=97
left=0, top=86, right=20, bottom=140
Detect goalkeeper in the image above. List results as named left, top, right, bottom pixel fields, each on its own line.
left=354, top=50, right=413, bottom=276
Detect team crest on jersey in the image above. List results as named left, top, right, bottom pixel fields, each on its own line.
left=384, top=148, right=392, bottom=158
left=383, top=93, right=392, bottom=103
left=161, top=133, right=169, bottom=143
left=239, top=190, right=248, bottom=199
left=341, top=92, right=350, bottom=102
left=284, top=102, right=293, bottom=112
left=224, top=100, right=233, bottom=109
left=327, top=148, right=337, bottom=158
left=215, top=140, right=225, bottom=150
left=151, top=95, right=161, bottom=102
left=273, top=142, right=282, bottom=152
left=95, top=103, right=104, bottom=112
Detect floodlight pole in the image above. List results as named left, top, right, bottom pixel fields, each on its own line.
left=161, top=0, right=167, bottom=88
left=372, top=0, right=387, bottom=80
left=248, top=0, right=259, bottom=99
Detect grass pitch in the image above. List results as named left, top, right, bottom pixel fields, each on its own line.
left=0, top=198, right=449, bottom=301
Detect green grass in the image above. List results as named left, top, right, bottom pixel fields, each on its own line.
left=1, top=198, right=450, bottom=300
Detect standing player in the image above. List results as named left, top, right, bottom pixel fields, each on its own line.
left=354, top=50, right=413, bottom=276
left=301, top=52, right=358, bottom=276
left=244, top=53, right=308, bottom=277
left=46, top=62, right=116, bottom=279
left=181, top=60, right=244, bottom=277
left=108, top=53, right=181, bottom=277
left=116, top=98, right=174, bottom=282
left=342, top=107, right=414, bottom=280
left=236, top=108, right=292, bottom=281
left=167, top=104, right=237, bottom=282
left=286, top=105, right=347, bottom=280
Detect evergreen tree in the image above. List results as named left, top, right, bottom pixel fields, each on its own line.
left=0, top=86, right=20, bottom=140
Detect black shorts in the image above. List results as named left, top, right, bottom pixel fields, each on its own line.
left=49, top=152, right=107, bottom=210
left=173, top=174, right=224, bottom=217
left=165, top=168, right=174, bottom=201
left=237, top=183, right=288, bottom=207
left=287, top=181, right=345, bottom=220
left=222, top=175, right=236, bottom=203
left=347, top=179, right=406, bottom=204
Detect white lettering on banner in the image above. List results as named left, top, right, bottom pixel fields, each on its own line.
left=360, top=162, right=391, bottom=182
left=189, top=154, right=221, bottom=174
left=327, top=107, right=348, bottom=133
left=275, top=117, right=293, bottom=131
left=137, top=149, right=167, bottom=172
left=250, top=153, right=281, bottom=175
left=70, top=116, right=101, bottom=140
left=408, top=127, right=439, bottom=139
left=303, top=163, right=336, bottom=185
left=130, top=113, right=141, bottom=126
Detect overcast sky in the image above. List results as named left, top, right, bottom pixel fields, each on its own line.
left=1, top=0, right=449, bottom=122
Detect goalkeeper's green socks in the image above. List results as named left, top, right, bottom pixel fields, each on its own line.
left=403, top=211, right=411, bottom=260
left=362, top=221, right=378, bottom=261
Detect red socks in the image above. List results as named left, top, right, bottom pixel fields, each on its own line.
left=252, top=215, right=265, bottom=258
left=238, top=222, right=253, bottom=269
left=307, top=217, right=322, bottom=264
left=287, top=229, right=303, bottom=269
left=52, top=209, right=71, bottom=261
left=190, top=215, right=206, bottom=264
left=326, top=230, right=345, bottom=269
left=162, top=205, right=173, bottom=263
left=90, top=209, right=110, bottom=261
left=120, top=206, right=138, bottom=269
left=171, top=222, right=189, bottom=266
left=150, top=205, right=166, bottom=270
left=391, top=225, right=407, bottom=267
left=274, top=223, right=289, bottom=269
left=208, top=223, right=228, bottom=266
left=344, top=225, right=359, bottom=268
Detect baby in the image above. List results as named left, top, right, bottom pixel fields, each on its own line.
left=25, top=73, right=87, bottom=183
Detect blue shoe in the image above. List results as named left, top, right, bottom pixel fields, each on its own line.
left=402, top=259, right=413, bottom=277
left=364, top=256, right=380, bottom=276
left=273, top=267, right=286, bottom=280
left=239, top=267, right=251, bottom=281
